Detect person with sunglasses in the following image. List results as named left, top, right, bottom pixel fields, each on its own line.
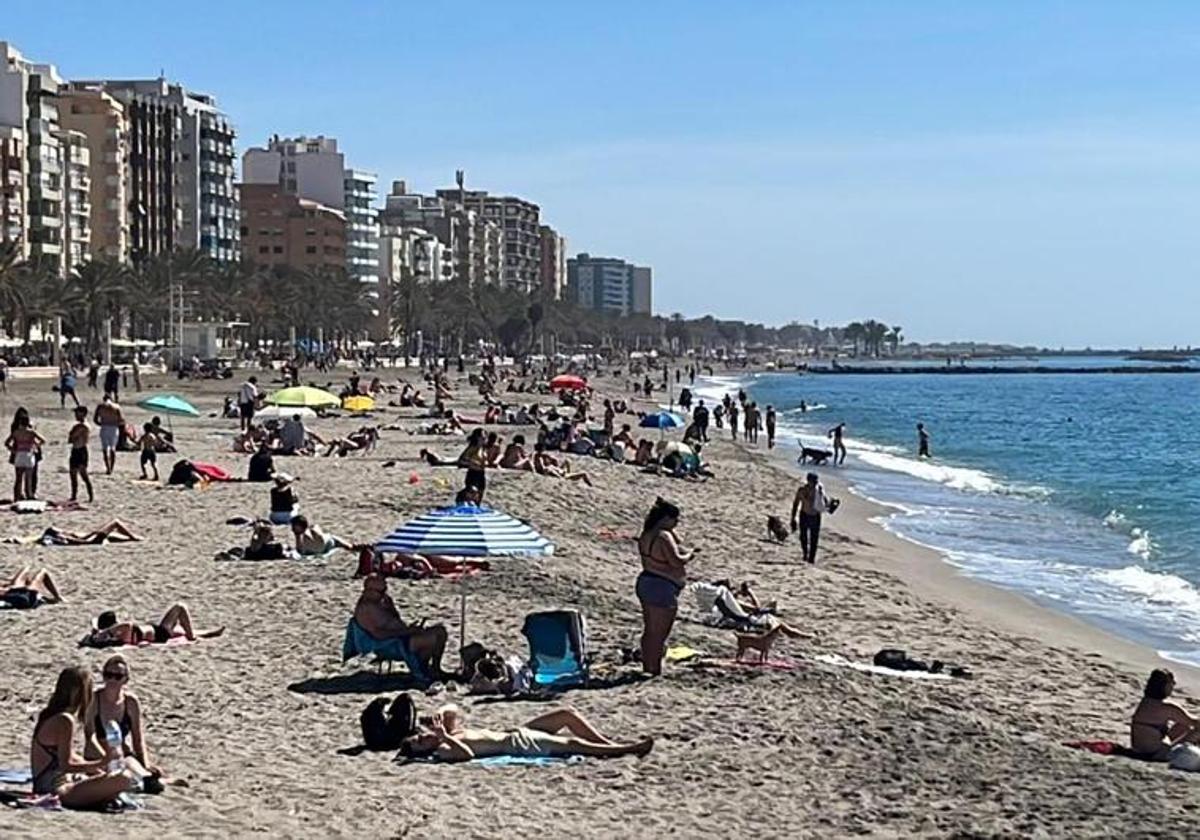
left=83, top=655, right=165, bottom=793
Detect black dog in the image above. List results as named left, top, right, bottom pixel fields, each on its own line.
left=798, top=446, right=833, bottom=466
left=766, top=515, right=790, bottom=543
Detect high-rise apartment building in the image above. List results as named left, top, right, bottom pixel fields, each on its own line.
left=242, top=136, right=378, bottom=287
left=379, top=180, right=500, bottom=286
left=58, top=85, right=129, bottom=261
left=0, top=126, right=25, bottom=254
left=0, top=42, right=68, bottom=270
left=76, top=79, right=238, bottom=263
left=238, top=182, right=345, bottom=272
left=567, top=253, right=653, bottom=316
left=435, top=187, right=540, bottom=292
left=538, top=224, right=566, bottom=300
left=380, top=224, right=449, bottom=285
left=57, top=129, right=91, bottom=270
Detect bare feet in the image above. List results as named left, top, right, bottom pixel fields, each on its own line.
left=632, top=737, right=654, bottom=758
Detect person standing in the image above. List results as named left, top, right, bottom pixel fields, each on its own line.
left=635, top=497, right=696, bottom=676
left=94, top=396, right=124, bottom=476
left=0, top=356, right=8, bottom=393
left=603, top=399, right=615, bottom=438
left=693, top=400, right=709, bottom=442
left=86, top=357, right=100, bottom=389
left=917, top=422, right=932, bottom=458
left=103, top=364, right=120, bottom=402
left=790, top=472, right=834, bottom=564
left=67, top=405, right=94, bottom=503
left=828, top=422, right=847, bottom=465
left=6, top=408, right=44, bottom=501
left=138, top=422, right=161, bottom=481
left=131, top=356, right=142, bottom=392
left=59, top=363, right=80, bottom=409
left=728, top=402, right=740, bottom=441
left=238, top=376, right=259, bottom=432
left=765, top=405, right=777, bottom=449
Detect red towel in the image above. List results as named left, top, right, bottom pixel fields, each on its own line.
left=1064, top=740, right=1119, bottom=755
left=192, top=462, right=234, bottom=482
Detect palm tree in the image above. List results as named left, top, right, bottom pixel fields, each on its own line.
left=0, top=242, right=26, bottom=337
left=843, top=321, right=865, bottom=356
left=888, top=325, right=903, bottom=356
left=70, top=258, right=126, bottom=353
left=14, top=257, right=68, bottom=344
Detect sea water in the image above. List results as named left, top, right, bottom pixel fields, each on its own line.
left=693, top=365, right=1200, bottom=664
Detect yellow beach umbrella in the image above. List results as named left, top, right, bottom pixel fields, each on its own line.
left=266, top=386, right=340, bottom=409
left=343, top=395, right=375, bottom=412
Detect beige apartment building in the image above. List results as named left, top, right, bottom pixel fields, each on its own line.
left=57, top=129, right=91, bottom=270
left=0, top=125, right=24, bottom=254
left=538, top=224, right=566, bottom=299
left=58, top=86, right=129, bottom=260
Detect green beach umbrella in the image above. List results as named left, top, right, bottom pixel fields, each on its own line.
left=266, top=386, right=340, bottom=409
left=136, top=394, right=200, bottom=417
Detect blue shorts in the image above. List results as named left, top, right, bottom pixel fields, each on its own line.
left=636, top=571, right=682, bottom=609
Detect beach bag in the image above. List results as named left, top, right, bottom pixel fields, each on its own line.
left=360, top=693, right=416, bottom=751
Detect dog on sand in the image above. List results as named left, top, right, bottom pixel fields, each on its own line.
left=735, top=624, right=783, bottom=663
left=797, top=446, right=833, bottom=466
left=766, top=515, right=790, bottom=543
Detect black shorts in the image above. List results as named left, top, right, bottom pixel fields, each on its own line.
left=239, top=402, right=255, bottom=419
left=152, top=623, right=170, bottom=643
left=69, top=448, right=88, bottom=470
left=464, top=468, right=486, bottom=494
left=140, top=450, right=157, bottom=465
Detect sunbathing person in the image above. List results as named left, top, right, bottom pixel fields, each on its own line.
left=83, top=655, right=167, bottom=791
left=686, top=579, right=810, bottom=637
left=31, top=666, right=137, bottom=808
left=323, top=426, right=379, bottom=457
left=84, top=603, right=225, bottom=647
left=356, top=546, right=490, bottom=579
left=37, top=519, right=142, bottom=547
left=499, top=435, right=533, bottom=471
left=633, top=439, right=656, bottom=467
left=289, top=515, right=353, bottom=555
left=483, top=432, right=503, bottom=467
left=533, top=444, right=593, bottom=486
left=354, top=575, right=448, bottom=677
left=400, top=706, right=653, bottom=763
left=1, top=566, right=63, bottom=608
left=1130, top=669, right=1200, bottom=762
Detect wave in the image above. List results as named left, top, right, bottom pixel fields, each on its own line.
left=785, top=403, right=827, bottom=413
left=1095, top=565, right=1200, bottom=612
left=857, top=449, right=1015, bottom=495
left=1127, top=528, right=1154, bottom=560
left=1103, top=509, right=1127, bottom=529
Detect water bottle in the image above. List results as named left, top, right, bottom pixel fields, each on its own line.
left=104, top=720, right=124, bottom=773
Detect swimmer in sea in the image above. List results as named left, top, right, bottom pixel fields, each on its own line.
left=828, top=423, right=846, bottom=465
left=917, top=422, right=931, bottom=458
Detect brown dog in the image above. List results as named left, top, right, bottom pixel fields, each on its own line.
left=735, top=624, right=783, bottom=662
left=766, top=515, right=790, bottom=543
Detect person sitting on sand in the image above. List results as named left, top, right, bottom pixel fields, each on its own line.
left=322, top=426, right=379, bottom=457
left=483, top=432, right=503, bottom=467
left=499, top=434, right=533, bottom=471
left=31, top=666, right=137, bottom=808
left=399, top=705, right=653, bottom=763
left=633, top=439, right=656, bottom=467
left=36, top=519, right=142, bottom=547
left=1, top=565, right=63, bottom=608
left=83, top=603, right=224, bottom=647
left=533, top=444, right=593, bottom=486
left=83, top=655, right=166, bottom=792
left=354, top=575, right=449, bottom=677
left=248, top=441, right=275, bottom=482
left=686, top=578, right=811, bottom=638
left=278, top=414, right=324, bottom=455
left=289, top=514, right=352, bottom=556
left=1130, top=668, right=1200, bottom=763
left=269, top=474, right=300, bottom=525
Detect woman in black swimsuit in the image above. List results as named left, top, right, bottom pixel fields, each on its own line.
left=1130, top=668, right=1200, bottom=764
left=85, top=604, right=225, bottom=647
left=30, top=666, right=133, bottom=807
left=84, top=655, right=165, bottom=790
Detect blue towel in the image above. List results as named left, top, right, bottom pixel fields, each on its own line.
left=341, top=618, right=431, bottom=685
left=476, top=755, right=583, bottom=768
left=0, top=768, right=32, bottom=784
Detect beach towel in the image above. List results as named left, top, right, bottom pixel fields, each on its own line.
left=192, top=462, right=235, bottom=482
left=522, top=610, right=588, bottom=689
left=397, top=754, right=583, bottom=768
left=9, top=499, right=82, bottom=514
left=0, top=791, right=61, bottom=810
left=341, top=618, right=432, bottom=686
left=1064, top=740, right=1136, bottom=757
left=666, top=645, right=704, bottom=663
left=814, top=653, right=952, bottom=680
left=0, top=769, right=31, bottom=784
left=78, top=633, right=195, bottom=651
left=692, top=657, right=803, bottom=672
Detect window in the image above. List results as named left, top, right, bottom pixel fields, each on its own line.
left=258, top=245, right=269, bottom=254
left=273, top=246, right=283, bottom=254
left=239, top=226, right=248, bottom=236
left=305, top=245, right=317, bottom=254
left=305, top=228, right=316, bottom=236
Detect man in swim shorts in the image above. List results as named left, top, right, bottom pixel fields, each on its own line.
left=93, top=397, right=124, bottom=476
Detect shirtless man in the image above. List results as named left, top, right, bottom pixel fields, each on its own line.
left=93, top=397, right=124, bottom=475
left=354, top=575, right=448, bottom=678
left=67, top=406, right=94, bottom=503
left=917, top=422, right=931, bottom=458
left=765, top=405, right=777, bottom=450
left=828, top=422, right=847, bottom=465
left=400, top=706, right=652, bottom=763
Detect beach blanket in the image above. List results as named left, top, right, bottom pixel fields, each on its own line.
left=78, top=634, right=196, bottom=651
left=0, top=791, right=61, bottom=810
left=814, top=653, right=952, bottom=680
left=0, top=768, right=31, bottom=784
left=398, top=754, right=583, bottom=768
left=1064, top=740, right=1141, bottom=758
left=192, top=462, right=235, bottom=482
left=9, top=499, right=82, bottom=514
left=692, top=657, right=804, bottom=672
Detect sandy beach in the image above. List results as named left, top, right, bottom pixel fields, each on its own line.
left=1, top=368, right=1197, bottom=839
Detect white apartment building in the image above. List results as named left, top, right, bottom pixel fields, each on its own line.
left=57, top=129, right=91, bottom=270
left=243, top=135, right=379, bottom=287
left=380, top=224, right=448, bottom=285
left=567, top=253, right=653, bottom=316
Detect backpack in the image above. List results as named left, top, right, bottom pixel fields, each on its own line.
left=360, top=693, right=416, bottom=751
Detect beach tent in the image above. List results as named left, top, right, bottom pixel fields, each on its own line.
left=266, top=386, right=339, bottom=409
left=343, top=395, right=375, bottom=413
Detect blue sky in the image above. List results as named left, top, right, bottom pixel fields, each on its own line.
left=6, top=1, right=1200, bottom=347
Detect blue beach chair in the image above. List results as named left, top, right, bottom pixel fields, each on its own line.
left=522, top=610, right=589, bottom=689
left=341, top=618, right=432, bottom=686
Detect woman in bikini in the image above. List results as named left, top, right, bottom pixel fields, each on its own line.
left=1, top=566, right=63, bottom=608
left=31, top=666, right=135, bottom=808
left=83, top=655, right=165, bottom=792
left=635, top=497, right=697, bottom=676
left=1130, top=668, right=1200, bottom=763
left=400, top=705, right=652, bottom=763
left=86, top=604, right=225, bottom=647
left=6, top=409, right=45, bottom=501
left=37, top=519, right=142, bottom=547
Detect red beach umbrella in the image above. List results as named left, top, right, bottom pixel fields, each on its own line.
left=549, top=374, right=588, bottom=391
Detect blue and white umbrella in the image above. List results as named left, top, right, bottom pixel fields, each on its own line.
left=639, top=410, right=685, bottom=429
left=376, top=503, right=554, bottom=557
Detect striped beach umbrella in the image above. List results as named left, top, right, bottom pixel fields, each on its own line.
left=376, top=503, right=555, bottom=557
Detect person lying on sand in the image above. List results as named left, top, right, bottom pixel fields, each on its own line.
left=533, top=444, right=593, bottom=486
left=1130, top=668, right=1200, bottom=762
left=399, top=705, right=652, bottom=763
left=83, top=655, right=168, bottom=793
left=289, top=515, right=353, bottom=556
left=83, top=603, right=225, bottom=647
left=1, top=565, right=63, bottom=608
left=356, top=547, right=490, bottom=579
left=322, top=426, right=379, bottom=457
left=354, top=575, right=448, bottom=677
left=32, top=666, right=139, bottom=808
left=29, top=519, right=143, bottom=547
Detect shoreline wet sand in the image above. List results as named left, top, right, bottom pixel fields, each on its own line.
left=1, top=370, right=1197, bottom=838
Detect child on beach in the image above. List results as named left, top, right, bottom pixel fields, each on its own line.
left=139, top=423, right=160, bottom=481
left=67, top=405, right=94, bottom=503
